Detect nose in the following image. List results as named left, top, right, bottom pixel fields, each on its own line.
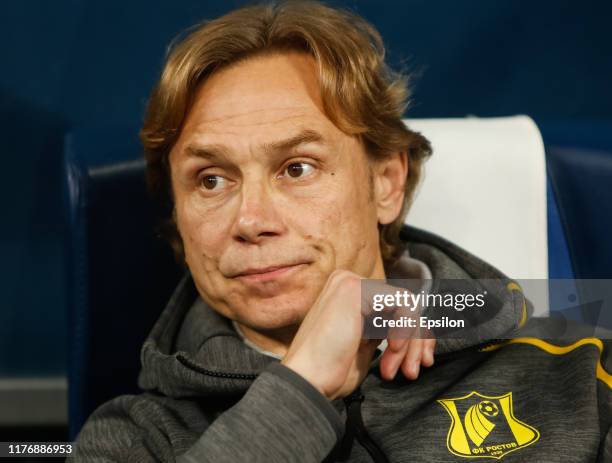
left=232, top=178, right=285, bottom=244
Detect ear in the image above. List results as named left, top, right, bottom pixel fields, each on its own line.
left=373, top=151, right=408, bottom=225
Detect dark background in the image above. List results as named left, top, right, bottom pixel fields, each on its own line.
left=1, top=0, right=610, bottom=378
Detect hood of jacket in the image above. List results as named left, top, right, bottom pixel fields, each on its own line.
left=138, top=225, right=531, bottom=399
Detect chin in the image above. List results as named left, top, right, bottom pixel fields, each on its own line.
left=233, top=292, right=313, bottom=331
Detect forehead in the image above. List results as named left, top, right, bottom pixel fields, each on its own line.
left=172, top=52, right=342, bottom=153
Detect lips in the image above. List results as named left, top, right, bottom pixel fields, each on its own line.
left=232, top=263, right=308, bottom=283
left=236, top=265, right=297, bottom=277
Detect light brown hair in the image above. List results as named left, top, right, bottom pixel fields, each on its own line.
left=140, top=0, right=432, bottom=266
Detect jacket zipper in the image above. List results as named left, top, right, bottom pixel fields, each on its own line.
left=178, top=335, right=504, bottom=378
left=334, top=387, right=389, bottom=463
left=176, top=353, right=258, bottom=380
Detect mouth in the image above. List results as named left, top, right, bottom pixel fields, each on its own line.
left=233, top=263, right=309, bottom=283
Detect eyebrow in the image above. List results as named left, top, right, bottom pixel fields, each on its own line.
left=183, top=129, right=326, bottom=161
left=262, top=129, right=326, bottom=153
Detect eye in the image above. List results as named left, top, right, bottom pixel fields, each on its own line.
left=200, top=175, right=227, bottom=191
left=283, top=162, right=315, bottom=179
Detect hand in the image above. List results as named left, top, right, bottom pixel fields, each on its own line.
left=379, top=336, right=435, bottom=381
left=281, top=270, right=435, bottom=400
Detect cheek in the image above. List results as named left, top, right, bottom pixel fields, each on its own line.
left=282, top=182, right=343, bottom=236
left=177, top=199, right=238, bottom=311
left=176, top=196, right=229, bottom=266
left=290, top=176, right=377, bottom=251
left=319, top=177, right=375, bottom=230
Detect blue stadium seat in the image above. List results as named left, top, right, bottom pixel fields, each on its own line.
left=63, top=125, right=182, bottom=439
left=539, top=120, right=612, bottom=279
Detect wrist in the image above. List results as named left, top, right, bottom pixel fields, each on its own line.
left=281, top=357, right=331, bottom=400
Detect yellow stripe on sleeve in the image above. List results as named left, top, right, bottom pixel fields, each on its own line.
left=479, top=337, right=612, bottom=389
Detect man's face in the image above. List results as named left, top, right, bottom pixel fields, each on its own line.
left=169, top=52, right=388, bottom=333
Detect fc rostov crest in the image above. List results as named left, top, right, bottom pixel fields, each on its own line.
left=437, top=391, right=540, bottom=459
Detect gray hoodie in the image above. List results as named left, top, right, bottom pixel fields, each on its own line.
left=74, top=226, right=612, bottom=462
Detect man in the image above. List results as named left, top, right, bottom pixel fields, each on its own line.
left=75, top=2, right=612, bottom=462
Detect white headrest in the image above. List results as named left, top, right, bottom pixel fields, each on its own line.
left=404, top=116, right=548, bottom=291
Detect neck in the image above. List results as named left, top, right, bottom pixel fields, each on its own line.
left=235, top=251, right=388, bottom=357
left=235, top=322, right=296, bottom=357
